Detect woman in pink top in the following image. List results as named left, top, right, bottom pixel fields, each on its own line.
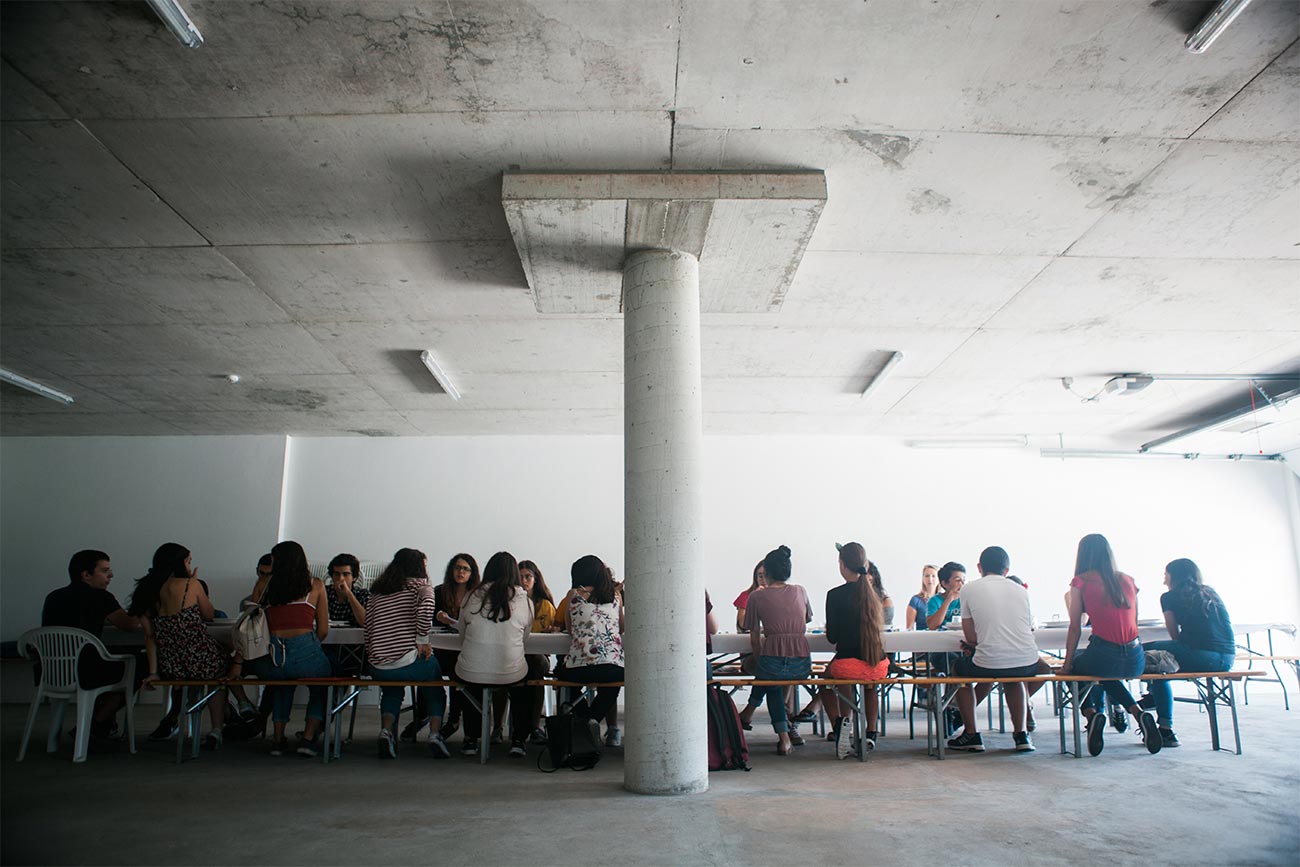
left=1061, top=534, right=1161, bottom=756
left=737, top=545, right=813, bottom=755
left=733, top=560, right=767, bottom=633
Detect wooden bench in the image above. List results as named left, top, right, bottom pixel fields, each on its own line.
left=153, top=677, right=470, bottom=764
left=1052, top=670, right=1265, bottom=757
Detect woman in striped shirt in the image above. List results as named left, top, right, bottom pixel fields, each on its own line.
left=365, top=548, right=449, bottom=759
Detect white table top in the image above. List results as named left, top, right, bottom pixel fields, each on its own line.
left=105, top=620, right=1292, bottom=656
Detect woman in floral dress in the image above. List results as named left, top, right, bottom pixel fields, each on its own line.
left=129, top=542, right=229, bottom=750
left=557, top=555, right=624, bottom=745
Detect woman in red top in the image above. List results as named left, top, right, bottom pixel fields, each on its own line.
left=1061, top=534, right=1161, bottom=756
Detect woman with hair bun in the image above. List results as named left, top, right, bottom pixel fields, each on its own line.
left=738, top=545, right=813, bottom=755
left=1139, top=558, right=1235, bottom=749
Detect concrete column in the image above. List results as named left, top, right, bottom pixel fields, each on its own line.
left=622, top=248, right=708, bottom=795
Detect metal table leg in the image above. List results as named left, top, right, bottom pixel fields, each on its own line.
left=175, top=686, right=189, bottom=764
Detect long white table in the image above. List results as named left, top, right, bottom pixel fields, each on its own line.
left=107, top=620, right=1293, bottom=656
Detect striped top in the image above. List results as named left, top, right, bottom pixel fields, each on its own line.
left=364, top=580, right=436, bottom=667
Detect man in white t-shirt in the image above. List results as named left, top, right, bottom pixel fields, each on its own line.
left=946, top=546, right=1042, bottom=754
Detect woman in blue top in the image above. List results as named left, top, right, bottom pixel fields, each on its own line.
left=906, top=564, right=939, bottom=630
left=1140, top=559, right=1235, bottom=749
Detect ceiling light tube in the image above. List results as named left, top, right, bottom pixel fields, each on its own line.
left=1139, top=385, right=1300, bottom=452
left=861, top=350, right=903, bottom=401
left=0, top=367, right=75, bottom=405
left=906, top=436, right=1028, bottom=450
left=419, top=350, right=461, bottom=401
left=1185, top=0, right=1254, bottom=53
left=146, top=0, right=204, bottom=48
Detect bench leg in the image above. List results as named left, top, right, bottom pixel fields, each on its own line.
left=480, top=689, right=492, bottom=765
left=1056, top=682, right=1066, bottom=756
left=175, top=686, right=188, bottom=765
left=1203, top=678, right=1221, bottom=752
left=1071, top=683, right=1084, bottom=758
left=1227, top=678, right=1242, bottom=755
left=855, top=686, right=867, bottom=762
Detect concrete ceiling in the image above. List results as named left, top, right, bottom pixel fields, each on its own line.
left=1, top=0, right=1298, bottom=452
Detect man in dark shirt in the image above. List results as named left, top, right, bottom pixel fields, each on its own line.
left=324, top=553, right=368, bottom=676
left=40, top=549, right=142, bottom=739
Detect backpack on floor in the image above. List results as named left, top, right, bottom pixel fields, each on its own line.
left=707, top=684, right=750, bottom=771
left=538, top=701, right=602, bottom=772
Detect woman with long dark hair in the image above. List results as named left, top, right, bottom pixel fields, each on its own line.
left=557, top=555, right=625, bottom=746
left=1061, top=533, right=1161, bottom=756
left=519, top=559, right=557, bottom=744
left=234, top=540, right=331, bottom=757
left=129, top=542, right=228, bottom=750
left=818, top=542, right=888, bottom=757
left=412, top=553, right=480, bottom=743
left=866, top=561, right=894, bottom=627
left=1139, top=558, right=1235, bottom=748
left=365, top=548, right=449, bottom=759
left=738, top=545, right=813, bottom=755
left=454, top=552, right=535, bottom=758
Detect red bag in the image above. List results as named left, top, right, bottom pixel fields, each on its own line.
left=707, top=684, right=750, bottom=771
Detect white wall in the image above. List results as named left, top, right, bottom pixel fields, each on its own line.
left=282, top=436, right=1300, bottom=640
left=0, top=436, right=286, bottom=640
left=3, top=434, right=1297, bottom=649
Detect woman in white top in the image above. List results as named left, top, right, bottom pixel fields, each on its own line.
left=557, top=555, right=625, bottom=745
left=454, top=551, right=534, bottom=758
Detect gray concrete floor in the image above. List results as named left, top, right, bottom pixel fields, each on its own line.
left=2, top=686, right=1298, bottom=866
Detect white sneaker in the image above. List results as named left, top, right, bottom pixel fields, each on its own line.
left=603, top=726, right=622, bottom=748
left=836, top=719, right=855, bottom=760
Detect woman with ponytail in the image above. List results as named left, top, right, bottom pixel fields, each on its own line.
left=818, top=542, right=888, bottom=756
left=129, top=543, right=228, bottom=750
left=1061, top=533, right=1161, bottom=756
left=1139, top=558, right=1235, bottom=749
left=737, top=545, right=813, bottom=755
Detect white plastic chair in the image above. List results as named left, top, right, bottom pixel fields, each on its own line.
left=16, top=627, right=137, bottom=763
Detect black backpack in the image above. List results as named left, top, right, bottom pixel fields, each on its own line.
left=537, top=701, right=602, bottom=772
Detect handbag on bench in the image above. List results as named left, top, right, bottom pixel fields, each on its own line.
left=537, top=699, right=602, bottom=772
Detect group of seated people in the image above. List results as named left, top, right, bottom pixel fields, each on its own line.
left=730, top=534, right=1235, bottom=758
left=39, top=530, right=1234, bottom=763
left=40, top=543, right=626, bottom=759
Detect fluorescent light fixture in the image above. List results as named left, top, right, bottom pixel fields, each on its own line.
left=1185, top=0, right=1254, bottom=53
left=419, top=350, right=461, bottom=401
left=861, top=350, right=903, bottom=400
left=0, top=367, right=75, bottom=405
left=146, top=0, right=204, bottom=48
left=906, top=436, right=1028, bottom=450
left=1041, top=448, right=1281, bottom=462
left=1139, top=383, right=1300, bottom=453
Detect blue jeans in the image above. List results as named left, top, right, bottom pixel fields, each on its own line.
left=1143, top=640, right=1234, bottom=727
left=1073, top=636, right=1144, bottom=713
left=376, top=655, right=446, bottom=722
left=753, top=655, right=811, bottom=733
left=247, top=633, right=331, bottom=724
